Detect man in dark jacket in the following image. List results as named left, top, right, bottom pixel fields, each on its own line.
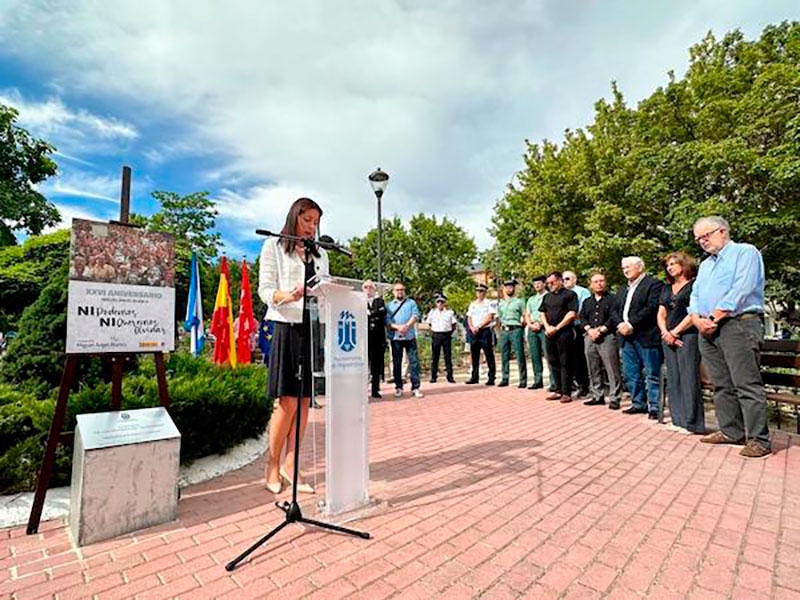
left=363, top=280, right=386, bottom=399
left=616, top=257, right=665, bottom=418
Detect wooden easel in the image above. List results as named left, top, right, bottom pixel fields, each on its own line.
left=27, top=166, right=172, bottom=534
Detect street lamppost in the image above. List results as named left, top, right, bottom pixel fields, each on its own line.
left=368, top=167, right=389, bottom=285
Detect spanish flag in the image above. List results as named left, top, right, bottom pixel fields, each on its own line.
left=210, top=257, right=237, bottom=367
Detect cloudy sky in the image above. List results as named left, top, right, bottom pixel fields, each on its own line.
left=1, top=1, right=796, bottom=257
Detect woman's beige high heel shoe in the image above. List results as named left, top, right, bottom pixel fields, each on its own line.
left=280, top=466, right=315, bottom=494
left=265, top=480, right=282, bottom=494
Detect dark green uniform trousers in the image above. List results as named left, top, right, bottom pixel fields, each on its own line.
left=499, top=327, right=527, bottom=386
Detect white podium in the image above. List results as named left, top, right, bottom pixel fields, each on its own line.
left=311, top=277, right=370, bottom=515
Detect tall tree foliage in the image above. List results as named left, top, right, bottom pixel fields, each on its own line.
left=331, top=214, right=477, bottom=310
left=0, top=104, right=59, bottom=245
left=133, top=190, right=221, bottom=323
left=0, top=230, right=69, bottom=331
left=491, top=22, right=800, bottom=323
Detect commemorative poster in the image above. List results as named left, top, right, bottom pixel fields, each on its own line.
left=65, top=219, right=176, bottom=354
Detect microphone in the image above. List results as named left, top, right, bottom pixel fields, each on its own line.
left=318, top=235, right=353, bottom=258
left=254, top=229, right=353, bottom=257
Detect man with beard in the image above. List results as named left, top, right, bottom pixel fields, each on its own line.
left=540, top=272, right=579, bottom=403
left=385, top=281, right=423, bottom=399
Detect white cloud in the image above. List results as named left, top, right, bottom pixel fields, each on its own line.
left=39, top=170, right=120, bottom=203
left=0, top=88, right=138, bottom=157
left=42, top=203, right=104, bottom=234
left=1, top=0, right=797, bottom=250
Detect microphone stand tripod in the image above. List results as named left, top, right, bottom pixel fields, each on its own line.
left=226, top=231, right=370, bottom=571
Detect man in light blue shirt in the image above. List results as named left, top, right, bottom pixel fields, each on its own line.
left=385, top=281, right=423, bottom=399
left=689, top=216, right=770, bottom=458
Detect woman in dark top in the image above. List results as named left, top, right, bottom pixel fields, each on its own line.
left=657, top=251, right=704, bottom=434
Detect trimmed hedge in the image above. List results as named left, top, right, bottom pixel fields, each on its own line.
left=0, top=355, right=271, bottom=494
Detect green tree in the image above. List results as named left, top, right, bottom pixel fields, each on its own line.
left=346, top=214, right=477, bottom=310
left=491, top=22, right=800, bottom=328
left=143, top=191, right=221, bottom=261
left=134, top=190, right=221, bottom=325
left=0, top=266, right=103, bottom=394
left=0, top=229, right=70, bottom=331
left=0, top=103, right=59, bottom=246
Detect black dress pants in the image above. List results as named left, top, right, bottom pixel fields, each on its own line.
left=431, top=332, right=454, bottom=380
left=367, top=333, right=385, bottom=395
left=571, top=326, right=590, bottom=392
left=470, top=328, right=496, bottom=382
left=546, top=328, right=574, bottom=395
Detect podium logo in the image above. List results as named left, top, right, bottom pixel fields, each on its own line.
left=337, top=310, right=357, bottom=352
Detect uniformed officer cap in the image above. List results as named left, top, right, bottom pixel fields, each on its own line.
left=503, top=277, right=519, bottom=286
left=475, top=283, right=489, bottom=292
left=435, top=293, right=447, bottom=302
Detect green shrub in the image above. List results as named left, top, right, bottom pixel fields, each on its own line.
left=0, top=265, right=104, bottom=394
left=0, top=354, right=271, bottom=494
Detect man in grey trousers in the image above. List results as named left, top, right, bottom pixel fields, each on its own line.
left=579, top=273, right=623, bottom=409
left=689, top=216, right=771, bottom=458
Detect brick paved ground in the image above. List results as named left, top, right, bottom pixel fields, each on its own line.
left=2, top=381, right=799, bottom=599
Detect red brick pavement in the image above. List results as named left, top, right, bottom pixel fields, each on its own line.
left=2, top=383, right=799, bottom=599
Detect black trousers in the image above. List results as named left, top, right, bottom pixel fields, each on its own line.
left=571, top=327, right=589, bottom=391
left=546, top=328, right=574, bottom=395
left=431, top=332, right=454, bottom=380
left=367, top=332, right=385, bottom=395
left=470, top=328, right=496, bottom=382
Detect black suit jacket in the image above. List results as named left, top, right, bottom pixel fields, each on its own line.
left=367, top=297, right=387, bottom=347
left=616, top=275, right=664, bottom=347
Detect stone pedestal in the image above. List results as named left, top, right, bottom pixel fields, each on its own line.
left=69, top=407, right=180, bottom=546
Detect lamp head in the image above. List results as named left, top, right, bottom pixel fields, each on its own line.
left=368, top=167, right=390, bottom=198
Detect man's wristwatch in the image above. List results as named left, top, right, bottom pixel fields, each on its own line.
left=708, top=315, right=716, bottom=323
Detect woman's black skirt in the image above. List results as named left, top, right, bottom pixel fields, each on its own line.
left=268, top=321, right=313, bottom=400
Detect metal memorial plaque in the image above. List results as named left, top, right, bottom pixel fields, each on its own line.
left=77, top=407, right=180, bottom=450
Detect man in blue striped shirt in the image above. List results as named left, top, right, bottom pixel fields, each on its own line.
left=689, top=216, right=770, bottom=458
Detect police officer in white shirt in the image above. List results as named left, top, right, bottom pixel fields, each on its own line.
left=426, top=293, right=458, bottom=383
left=466, top=283, right=497, bottom=385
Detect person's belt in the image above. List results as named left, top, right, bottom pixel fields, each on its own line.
left=501, top=325, right=521, bottom=331
left=733, top=311, right=763, bottom=321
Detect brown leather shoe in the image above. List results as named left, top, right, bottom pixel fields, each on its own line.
left=739, top=440, right=771, bottom=459
left=545, top=392, right=562, bottom=401
left=700, top=431, right=745, bottom=445
left=559, top=395, right=573, bottom=403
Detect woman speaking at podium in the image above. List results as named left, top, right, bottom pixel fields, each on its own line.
left=258, top=198, right=329, bottom=494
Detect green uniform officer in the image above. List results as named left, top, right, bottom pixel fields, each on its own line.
left=497, top=278, right=527, bottom=388
left=524, top=275, right=548, bottom=389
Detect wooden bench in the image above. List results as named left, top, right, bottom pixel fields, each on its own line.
left=662, top=339, right=800, bottom=433
left=761, top=339, right=800, bottom=433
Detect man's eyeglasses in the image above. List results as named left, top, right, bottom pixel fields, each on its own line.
left=694, top=227, right=721, bottom=243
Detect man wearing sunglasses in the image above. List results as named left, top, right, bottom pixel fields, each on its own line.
left=689, top=216, right=770, bottom=459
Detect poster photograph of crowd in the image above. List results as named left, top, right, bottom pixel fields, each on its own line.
left=69, top=219, right=175, bottom=288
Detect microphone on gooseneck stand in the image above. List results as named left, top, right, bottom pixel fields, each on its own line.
left=318, top=235, right=353, bottom=258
